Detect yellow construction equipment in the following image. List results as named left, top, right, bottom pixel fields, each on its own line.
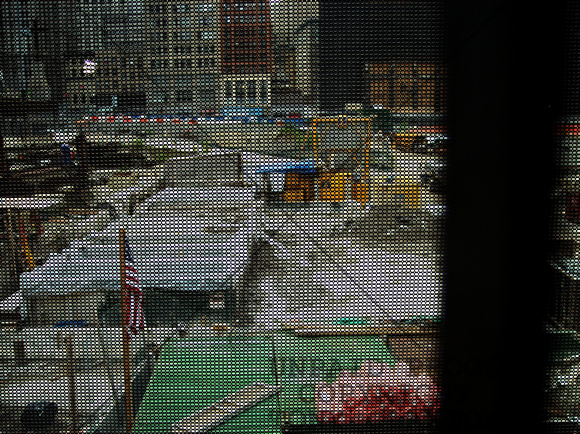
left=311, top=116, right=372, bottom=205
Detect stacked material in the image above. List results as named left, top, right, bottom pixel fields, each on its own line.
left=315, top=361, right=440, bottom=424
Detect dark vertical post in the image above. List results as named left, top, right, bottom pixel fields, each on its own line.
left=13, top=340, right=26, bottom=366
left=119, top=228, right=134, bottom=434
left=65, top=335, right=79, bottom=434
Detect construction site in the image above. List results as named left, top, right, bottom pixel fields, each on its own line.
left=0, top=116, right=445, bottom=433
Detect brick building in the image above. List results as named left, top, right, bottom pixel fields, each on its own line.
left=318, top=0, right=446, bottom=123
left=219, top=0, right=273, bottom=110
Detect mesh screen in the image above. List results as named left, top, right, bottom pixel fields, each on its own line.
left=2, top=1, right=562, bottom=433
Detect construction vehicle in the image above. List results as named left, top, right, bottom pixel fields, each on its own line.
left=256, top=116, right=374, bottom=206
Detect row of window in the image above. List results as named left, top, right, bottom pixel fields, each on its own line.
left=150, top=74, right=216, bottom=88
left=223, top=27, right=269, bottom=39
left=152, top=44, right=216, bottom=56
left=223, top=65, right=269, bottom=74
left=222, top=14, right=267, bottom=24
left=223, top=52, right=269, bottom=63
left=150, top=30, right=216, bottom=41
left=70, top=69, right=143, bottom=80
left=150, top=16, right=215, bottom=28
left=223, top=78, right=268, bottom=105
left=149, top=89, right=216, bottom=104
left=150, top=58, right=216, bottom=70
left=222, top=1, right=267, bottom=11
left=69, top=58, right=143, bottom=73
left=148, top=3, right=215, bottom=15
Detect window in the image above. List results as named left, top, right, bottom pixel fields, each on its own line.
left=174, top=75, right=192, bottom=87
left=198, top=31, right=215, bottom=40
left=151, top=59, right=169, bottom=70
left=195, top=3, right=215, bottom=13
left=175, top=16, right=190, bottom=27
left=175, top=45, right=192, bottom=56
left=247, top=80, right=256, bottom=104
left=175, top=59, right=192, bottom=69
left=197, top=88, right=215, bottom=103
left=174, top=4, right=190, bottom=14
left=153, top=31, right=168, bottom=41
left=155, top=46, right=168, bottom=55
left=196, top=16, right=215, bottom=27
left=197, top=74, right=216, bottom=87
left=197, top=58, right=215, bottom=68
left=150, top=91, right=166, bottom=104
left=224, top=81, right=233, bottom=100
left=175, top=89, right=193, bottom=103
left=148, top=4, right=166, bottom=14
left=235, top=81, right=245, bottom=105
left=151, top=75, right=171, bottom=88
left=150, top=18, right=167, bottom=28
left=197, top=45, right=215, bottom=55
left=259, top=79, right=268, bottom=104
left=178, top=31, right=191, bottom=41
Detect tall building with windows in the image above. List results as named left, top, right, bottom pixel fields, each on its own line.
left=145, top=0, right=220, bottom=114
left=63, top=0, right=146, bottom=114
left=219, top=0, right=273, bottom=110
left=0, top=0, right=77, bottom=102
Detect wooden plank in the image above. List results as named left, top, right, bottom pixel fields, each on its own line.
left=172, top=382, right=280, bottom=434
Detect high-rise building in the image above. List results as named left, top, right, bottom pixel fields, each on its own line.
left=219, top=0, right=273, bottom=110
left=145, top=0, right=220, bottom=114
left=293, top=18, right=318, bottom=106
left=64, top=0, right=147, bottom=115
left=0, top=1, right=77, bottom=103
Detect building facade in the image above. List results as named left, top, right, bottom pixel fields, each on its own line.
left=318, top=0, right=446, bottom=123
left=0, top=0, right=76, bottom=102
left=219, top=0, right=273, bottom=110
left=368, top=62, right=447, bottom=115
left=144, top=0, right=220, bottom=114
left=293, top=19, right=318, bottom=106
left=62, top=0, right=147, bottom=114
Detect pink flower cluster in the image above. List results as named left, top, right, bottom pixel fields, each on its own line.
left=315, top=361, right=440, bottom=424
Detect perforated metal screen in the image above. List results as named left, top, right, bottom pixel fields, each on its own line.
left=0, top=1, right=569, bottom=433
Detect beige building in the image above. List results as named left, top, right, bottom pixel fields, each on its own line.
left=145, top=0, right=220, bottom=114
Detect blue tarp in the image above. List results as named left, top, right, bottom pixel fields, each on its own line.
left=255, top=160, right=317, bottom=175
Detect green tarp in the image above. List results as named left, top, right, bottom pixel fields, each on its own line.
left=132, top=338, right=281, bottom=434
left=132, top=335, right=394, bottom=432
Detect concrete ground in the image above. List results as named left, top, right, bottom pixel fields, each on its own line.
left=0, top=137, right=446, bottom=432
left=238, top=149, right=446, bottom=329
